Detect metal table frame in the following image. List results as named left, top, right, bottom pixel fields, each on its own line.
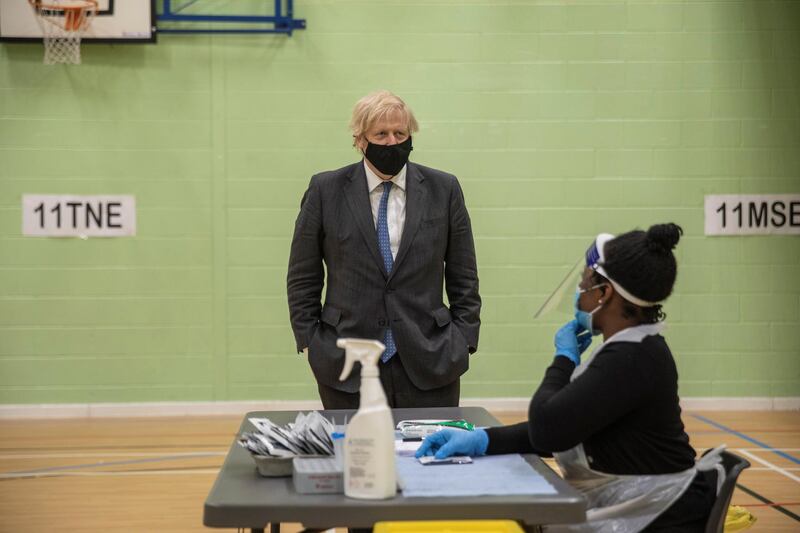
left=204, top=407, right=586, bottom=532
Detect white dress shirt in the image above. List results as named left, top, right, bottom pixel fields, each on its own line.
left=364, top=161, right=406, bottom=260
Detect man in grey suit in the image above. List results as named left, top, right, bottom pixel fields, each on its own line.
left=287, top=91, right=481, bottom=409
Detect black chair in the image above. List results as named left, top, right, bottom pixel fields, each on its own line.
left=704, top=450, right=751, bottom=533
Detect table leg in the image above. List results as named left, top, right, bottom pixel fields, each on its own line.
left=249, top=524, right=279, bottom=533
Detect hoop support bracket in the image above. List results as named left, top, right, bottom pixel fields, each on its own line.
left=157, top=0, right=306, bottom=35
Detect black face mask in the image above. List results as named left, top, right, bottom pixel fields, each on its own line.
left=364, top=137, right=413, bottom=176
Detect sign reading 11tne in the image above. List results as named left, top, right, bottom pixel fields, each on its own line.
left=22, top=195, right=136, bottom=237
left=705, top=194, right=800, bottom=236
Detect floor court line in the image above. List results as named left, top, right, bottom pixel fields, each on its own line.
left=4, top=452, right=225, bottom=476
left=0, top=451, right=227, bottom=460
left=736, top=483, right=800, bottom=523
left=0, top=443, right=231, bottom=452
left=1, top=469, right=220, bottom=479
left=747, top=467, right=800, bottom=472
left=691, top=430, right=800, bottom=435
left=744, top=502, right=800, bottom=508
left=690, top=414, right=800, bottom=465
left=737, top=448, right=800, bottom=452
left=736, top=449, right=800, bottom=484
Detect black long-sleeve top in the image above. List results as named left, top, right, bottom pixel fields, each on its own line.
left=485, top=334, right=715, bottom=531
left=486, top=335, right=695, bottom=474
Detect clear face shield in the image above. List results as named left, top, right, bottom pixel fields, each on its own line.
left=532, top=258, right=585, bottom=320
left=533, top=234, right=615, bottom=321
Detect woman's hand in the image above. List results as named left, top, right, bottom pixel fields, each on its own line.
left=554, top=319, right=592, bottom=364
left=414, top=428, right=489, bottom=459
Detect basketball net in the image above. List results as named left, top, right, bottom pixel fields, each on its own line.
left=29, top=0, right=98, bottom=65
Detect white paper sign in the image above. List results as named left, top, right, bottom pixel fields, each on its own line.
left=705, top=194, right=800, bottom=236
left=22, top=195, right=136, bottom=237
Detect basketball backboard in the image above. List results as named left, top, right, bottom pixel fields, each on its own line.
left=0, top=0, right=155, bottom=42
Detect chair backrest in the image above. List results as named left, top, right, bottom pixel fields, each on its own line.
left=705, top=450, right=751, bottom=533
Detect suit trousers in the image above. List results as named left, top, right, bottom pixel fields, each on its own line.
left=316, top=352, right=460, bottom=409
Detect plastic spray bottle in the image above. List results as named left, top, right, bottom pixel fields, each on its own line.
left=337, top=338, right=396, bottom=500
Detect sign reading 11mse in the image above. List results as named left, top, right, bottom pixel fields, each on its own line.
left=22, top=195, right=136, bottom=237
left=705, top=194, right=800, bottom=236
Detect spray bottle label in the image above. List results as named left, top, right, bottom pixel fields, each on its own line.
left=347, top=437, right=378, bottom=490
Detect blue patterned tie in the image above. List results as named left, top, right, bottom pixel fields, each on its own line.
left=376, top=182, right=397, bottom=363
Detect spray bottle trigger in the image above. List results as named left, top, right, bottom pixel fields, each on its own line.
left=337, top=339, right=353, bottom=381
left=337, top=338, right=385, bottom=381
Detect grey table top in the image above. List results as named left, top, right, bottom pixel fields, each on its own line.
left=204, top=406, right=586, bottom=529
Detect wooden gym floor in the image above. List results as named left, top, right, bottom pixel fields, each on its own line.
left=0, top=410, right=798, bottom=532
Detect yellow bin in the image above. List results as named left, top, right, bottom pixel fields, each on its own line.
left=374, top=520, right=525, bottom=533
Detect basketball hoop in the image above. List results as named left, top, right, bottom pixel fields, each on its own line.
left=29, top=0, right=98, bottom=65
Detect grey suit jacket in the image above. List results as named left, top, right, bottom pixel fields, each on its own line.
left=287, top=161, right=481, bottom=393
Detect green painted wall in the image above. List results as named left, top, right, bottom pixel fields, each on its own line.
left=1, top=1, right=799, bottom=404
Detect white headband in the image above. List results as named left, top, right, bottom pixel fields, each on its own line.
left=589, top=233, right=660, bottom=308
left=594, top=265, right=659, bottom=307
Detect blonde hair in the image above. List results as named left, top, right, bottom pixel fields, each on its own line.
left=349, top=90, right=419, bottom=147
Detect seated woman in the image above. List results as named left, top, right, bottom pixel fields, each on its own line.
left=416, top=223, right=717, bottom=532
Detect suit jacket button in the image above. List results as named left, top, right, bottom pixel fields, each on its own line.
left=378, top=319, right=386, bottom=326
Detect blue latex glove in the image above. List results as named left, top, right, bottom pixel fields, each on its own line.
left=578, top=328, right=592, bottom=355
left=554, top=319, right=592, bottom=365
left=414, top=428, right=489, bottom=459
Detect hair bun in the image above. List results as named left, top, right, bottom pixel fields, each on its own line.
left=646, top=223, right=683, bottom=253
